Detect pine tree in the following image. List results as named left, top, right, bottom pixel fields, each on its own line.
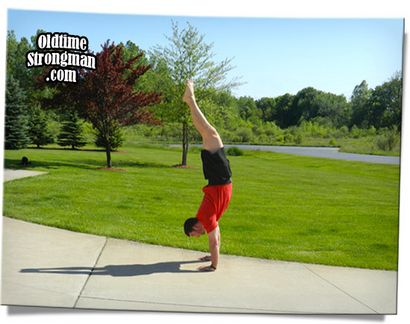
left=57, top=111, right=87, bottom=149
left=5, top=75, right=30, bottom=149
left=28, top=106, right=54, bottom=148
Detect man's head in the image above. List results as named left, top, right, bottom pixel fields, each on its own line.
left=184, top=217, right=205, bottom=237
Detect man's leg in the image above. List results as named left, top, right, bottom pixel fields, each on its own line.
left=183, top=80, right=223, bottom=153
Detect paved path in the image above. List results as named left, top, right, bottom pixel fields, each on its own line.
left=1, top=217, right=397, bottom=314
left=174, top=144, right=400, bottom=165
left=3, top=169, right=47, bottom=182
left=227, top=144, right=400, bottom=165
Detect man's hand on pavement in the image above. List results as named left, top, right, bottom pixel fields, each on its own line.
left=198, top=264, right=216, bottom=272
left=199, top=255, right=212, bottom=261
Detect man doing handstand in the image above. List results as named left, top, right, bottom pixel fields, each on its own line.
left=182, top=80, right=233, bottom=272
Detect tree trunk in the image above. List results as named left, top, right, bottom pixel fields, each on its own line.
left=106, top=148, right=112, bottom=168
left=181, top=121, right=189, bottom=166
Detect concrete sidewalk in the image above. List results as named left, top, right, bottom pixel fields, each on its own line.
left=1, top=217, right=397, bottom=314
left=2, top=169, right=47, bottom=182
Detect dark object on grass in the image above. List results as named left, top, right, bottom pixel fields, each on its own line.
left=226, top=147, right=244, bottom=156
left=21, top=156, right=30, bottom=166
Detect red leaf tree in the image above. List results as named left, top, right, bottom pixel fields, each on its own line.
left=47, top=41, right=161, bottom=167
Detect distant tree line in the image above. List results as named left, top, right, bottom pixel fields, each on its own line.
left=5, top=25, right=403, bottom=167
left=234, top=77, right=402, bottom=131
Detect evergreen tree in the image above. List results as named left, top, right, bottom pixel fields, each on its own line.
left=5, top=75, right=30, bottom=149
left=28, top=106, right=54, bottom=148
left=57, top=111, right=87, bottom=149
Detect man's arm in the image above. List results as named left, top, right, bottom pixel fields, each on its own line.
left=199, top=225, right=220, bottom=271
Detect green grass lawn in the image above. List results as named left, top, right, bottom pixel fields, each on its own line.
left=3, top=145, right=400, bottom=270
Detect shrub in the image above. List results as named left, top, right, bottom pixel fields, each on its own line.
left=329, top=138, right=337, bottom=146
left=256, top=134, right=269, bottom=144
left=350, top=125, right=363, bottom=139
left=235, top=127, right=253, bottom=143
left=226, top=147, right=244, bottom=156
left=275, top=134, right=285, bottom=144
left=368, top=126, right=377, bottom=136
left=376, top=128, right=400, bottom=151
left=330, top=126, right=349, bottom=139
left=295, top=134, right=303, bottom=144
left=284, top=133, right=294, bottom=143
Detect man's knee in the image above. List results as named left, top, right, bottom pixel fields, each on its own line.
left=203, top=129, right=223, bottom=152
left=205, top=128, right=222, bottom=144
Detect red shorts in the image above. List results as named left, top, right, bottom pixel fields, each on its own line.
left=196, top=182, right=233, bottom=233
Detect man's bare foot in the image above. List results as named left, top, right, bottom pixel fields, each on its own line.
left=183, top=79, right=195, bottom=104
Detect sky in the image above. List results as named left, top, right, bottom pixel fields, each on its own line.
left=7, top=9, right=404, bottom=100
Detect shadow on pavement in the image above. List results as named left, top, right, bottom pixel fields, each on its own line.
left=20, top=260, right=206, bottom=277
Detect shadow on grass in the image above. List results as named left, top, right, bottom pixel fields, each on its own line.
left=20, top=260, right=206, bottom=277
left=4, top=158, right=100, bottom=171
left=25, top=146, right=106, bottom=152
left=4, top=158, right=172, bottom=171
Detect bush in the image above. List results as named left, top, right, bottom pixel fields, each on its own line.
left=299, top=121, right=330, bottom=138
left=368, top=126, right=377, bottom=136
left=329, top=138, right=337, bottom=146
left=235, top=127, right=253, bottom=143
left=350, top=125, right=363, bottom=139
left=330, top=126, right=349, bottom=139
left=295, top=134, right=303, bottom=144
left=284, top=133, right=294, bottom=143
left=226, top=147, right=244, bottom=156
left=375, top=128, right=400, bottom=151
left=275, top=134, right=285, bottom=144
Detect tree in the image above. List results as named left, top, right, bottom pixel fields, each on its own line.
left=94, top=122, right=123, bottom=151
left=5, top=75, right=30, bottom=149
left=280, top=87, right=350, bottom=128
left=46, top=41, right=161, bottom=167
left=7, top=30, right=50, bottom=105
left=367, top=73, right=402, bottom=129
left=292, top=87, right=321, bottom=124
left=314, top=92, right=351, bottom=128
left=197, top=88, right=240, bottom=130
left=57, top=111, right=87, bottom=149
left=256, top=97, right=276, bottom=122
left=7, top=31, right=33, bottom=90
left=350, top=80, right=372, bottom=127
left=236, top=96, right=261, bottom=122
left=271, top=93, right=295, bottom=128
left=150, top=21, right=240, bottom=166
left=28, top=106, right=54, bottom=148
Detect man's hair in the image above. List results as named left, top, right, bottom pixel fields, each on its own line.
left=184, top=217, right=198, bottom=236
